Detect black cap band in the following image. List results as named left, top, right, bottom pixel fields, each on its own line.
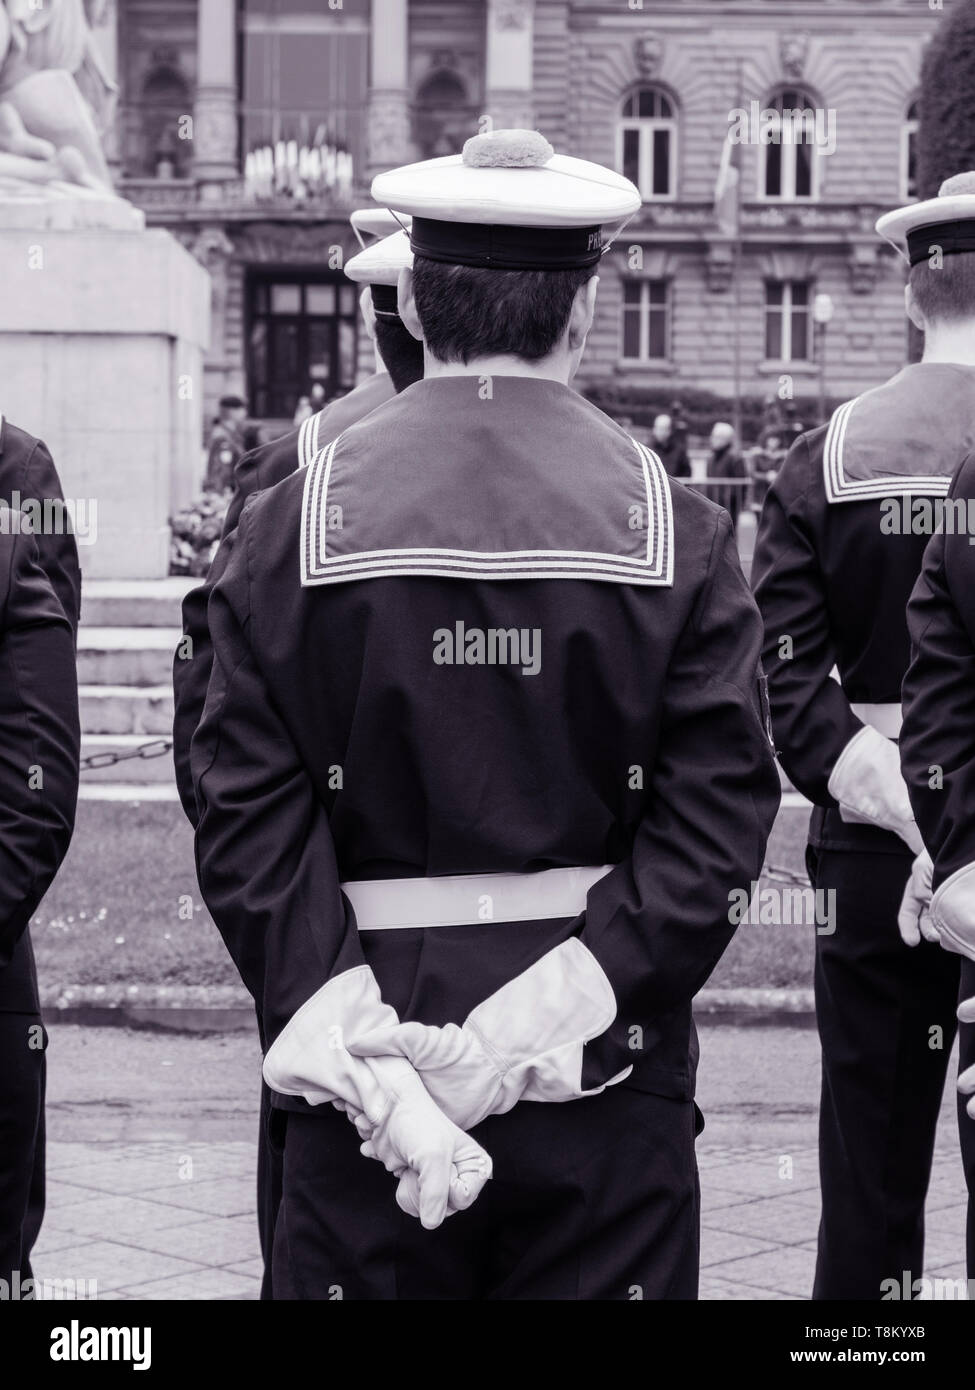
left=370, top=283, right=400, bottom=317
left=907, top=220, right=975, bottom=266
left=410, top=216, right=605, bottom=271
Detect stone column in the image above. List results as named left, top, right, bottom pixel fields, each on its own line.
left=485, top=0, right=535, bottom=132
left=367, top=0, right=413, bottom=178
left=86, top=0, right=122, bottom=180
left=193, top=0, right=239, bottom=194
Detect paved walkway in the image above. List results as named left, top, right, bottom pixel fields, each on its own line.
left=32, top=1021, right=969, bottom=1300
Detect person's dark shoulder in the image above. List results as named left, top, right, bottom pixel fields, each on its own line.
left=767, top=423, right=827, bottom=513
left=0, top=419, right=64, bottom=500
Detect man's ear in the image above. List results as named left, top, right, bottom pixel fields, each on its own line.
left=359, top=287, right=376, bottom=342
left=397, top=267, right=424, bottom=342
left=567, top=274, right=599, bottom=351
left=905, top=280, right=925, bottom=333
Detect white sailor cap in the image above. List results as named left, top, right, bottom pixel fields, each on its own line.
left=344, top=229, right=413, bottom=318
left=371, top=129, right=641, bottom=272
left=876, top=172, right=975, bottom=265
left=350, top=206, right=413, bottom=250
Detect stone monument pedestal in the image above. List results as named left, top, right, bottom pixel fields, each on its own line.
left=0, top=209, right=210, bottom=579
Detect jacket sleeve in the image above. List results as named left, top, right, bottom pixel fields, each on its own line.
left=901, top=457, right=975, bottom=888
left=190, top=501, right=367, bottom=1044
left=24, top=437, right=82, bottom=636
left=751, top=434, right=862, bottom=804
left=0, top=526, right=80, bottom=965
left=172, top=446, right=270, bottom=827
left=579, top=510, right=781, bottom=1086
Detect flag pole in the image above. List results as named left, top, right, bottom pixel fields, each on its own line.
left=731, top=57, right=744, bottom=446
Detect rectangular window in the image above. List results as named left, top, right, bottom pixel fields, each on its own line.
left=621, top=280, right=670, bottom=362
left=246, top=273, right=359, bottom=418
left=765, top=280, right=811, bottom=363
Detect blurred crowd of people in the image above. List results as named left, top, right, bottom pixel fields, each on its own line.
left=647, top=399, right=809, bottom=534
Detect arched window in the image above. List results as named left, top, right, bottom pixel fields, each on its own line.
left=617, top=87, right=677, bottom=200
left=138, top=62, right=191, bottom=178
left=413, top=69, right=476, bottom=160
left=902, top=99, right=919, bottom=200
left=760, top=87, right=820, bottom=201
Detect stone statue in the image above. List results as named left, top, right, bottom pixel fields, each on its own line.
left=0, top=0, right=119, bottom=198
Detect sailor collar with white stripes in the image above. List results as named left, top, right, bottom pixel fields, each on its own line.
left=298, top=388, right=673, bottom=588
left=822, top=363, right=975, bottom=504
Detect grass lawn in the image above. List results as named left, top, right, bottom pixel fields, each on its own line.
left=30, top=800, right=815, bottom=991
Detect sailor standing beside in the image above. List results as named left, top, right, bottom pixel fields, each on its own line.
left=752, top=176, right=975, bottom=1299
left=192, top=130, right=779, bottom=1300
left=172, top=211, right=419, bottom=1299
left=898, top=174, right=975, bottom=1285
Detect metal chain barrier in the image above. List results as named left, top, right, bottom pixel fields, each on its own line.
left=79, top=738, right=173, bottom=773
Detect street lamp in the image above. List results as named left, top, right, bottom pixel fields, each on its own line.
left=813, top=292, right=834, bottom=426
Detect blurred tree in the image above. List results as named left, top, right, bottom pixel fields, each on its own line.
left=917, top=0, right=975, bottom=198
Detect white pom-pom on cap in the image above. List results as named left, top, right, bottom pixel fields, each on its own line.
left=462, top=129, right=555, bottom=169
left=939, top=172, right=975, bottom=198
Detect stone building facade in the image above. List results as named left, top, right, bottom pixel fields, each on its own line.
left=105, top=0, right=937, bottom=438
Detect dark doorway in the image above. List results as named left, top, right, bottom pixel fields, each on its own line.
left=246, top=271, right=359, bottom=419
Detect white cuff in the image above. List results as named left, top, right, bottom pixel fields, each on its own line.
left=262, top=965, right=400, bottom=1111
left=827, top=724, right=924, bottom=854
left=931, top=862, right=975, bottom=962
left=467, top=938, right=631, bottom=1111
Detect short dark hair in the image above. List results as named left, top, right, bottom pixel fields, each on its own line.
left=410, top=256, right=595, bottom=364
left=374, top=315, right=425, bottom=392
left=910, top=252, right=975, bottom=323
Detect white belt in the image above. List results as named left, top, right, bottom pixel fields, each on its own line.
left=850, top=701, right=902, bottom=739
left=341, top=865, right=614, bottom=931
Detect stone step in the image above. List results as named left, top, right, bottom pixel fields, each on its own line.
left=77, top=627, right=180, bottom=687
left=80, top=734, right=176, bottom=784
left=79, top=684, right=173, bottom=735
left=81, top=578, right=195, bottom=628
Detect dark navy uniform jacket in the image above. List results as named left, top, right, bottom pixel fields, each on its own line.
left=0, top=417, right=81, bottom=634
left=752, top=363, right=972, bottom=852
left=902, top=447, right=975, bottom=889
left=174, top=374, right=397, bottom=825
left=0, top=420, right=81, bottom=1014
left=191, top=375, right=779, bottom=1106
left=0, top=521, right=80, bottom=1012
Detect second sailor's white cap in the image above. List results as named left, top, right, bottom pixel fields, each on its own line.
left=344, top=229, right=413, bottom=319
left=350, top=206, right=413, bottom=250
left=876, top=172, right=975, bottom=265
left=371, top=129, right=641, bottom=271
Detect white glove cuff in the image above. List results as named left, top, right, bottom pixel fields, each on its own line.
left=931, top=862, right=975, bottom=962
left=827, top=724, right=923, bottom=854
left=466, top=938, right=631, bottom=1112
left=262, top=965, right=400, bottom=1112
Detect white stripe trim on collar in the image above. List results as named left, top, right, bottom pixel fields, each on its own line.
left=823, top=394, right=952, bottom=503
left=299, top=434, right=674, bottom=587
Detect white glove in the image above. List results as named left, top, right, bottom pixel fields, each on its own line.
left=957, top=995, right=975, bottom=1120
left=263, top=966, right=492, bottom=1227
left=897, top=849, right=939, bottom=947
left=351, top=1057, right=491, bottom=1228
left=827, top=724, right=924, bottom=854
left=929, top=862, right=975, bottom=963
left=347, top=939, right=629, bottom=1131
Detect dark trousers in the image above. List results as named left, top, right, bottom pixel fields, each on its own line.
left=808, top=840, right=962, bottom=1298
left=271, top=1084, right=701, bottom=1301
left=0, top=1013, right=46, bottom=1291
left=958, top=959, right=975, bottom=1274
left=257, top=1081, right=285, bottom=1301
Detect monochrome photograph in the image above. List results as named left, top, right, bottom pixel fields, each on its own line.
left=1, top=0, right=972, bottom=1358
